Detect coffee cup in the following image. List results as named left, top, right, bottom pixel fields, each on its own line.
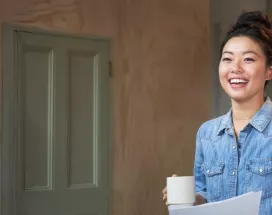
left=167, top=176, right=195, bottom=207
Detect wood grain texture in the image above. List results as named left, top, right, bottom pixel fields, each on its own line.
left=112, top=1, right=211, bottom=214
left=0, top=0, right=211, bottom=214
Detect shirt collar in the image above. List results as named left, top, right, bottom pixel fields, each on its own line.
left=250, top=97, right=272, bottom=132
left=216, top=97, right=272, bottom=135
left=217, top=109, right=232, bottom=136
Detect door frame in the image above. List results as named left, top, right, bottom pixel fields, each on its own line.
left=1, top=24, right=113, bottom=215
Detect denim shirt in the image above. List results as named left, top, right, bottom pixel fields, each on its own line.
left=194, top=97, right=272, bottom=215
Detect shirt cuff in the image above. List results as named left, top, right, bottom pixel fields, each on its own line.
left=196, top=191, right=207, bottom=202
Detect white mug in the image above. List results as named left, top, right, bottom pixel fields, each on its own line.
left=167, top=176, right=195, bottom=206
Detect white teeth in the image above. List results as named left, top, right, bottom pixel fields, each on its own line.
left=230, top=79, right=248, bottom=84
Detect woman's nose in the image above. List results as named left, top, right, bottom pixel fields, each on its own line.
left=230, top=62, right=242, bottom=73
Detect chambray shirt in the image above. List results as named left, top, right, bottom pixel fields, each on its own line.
left=194, top=97, right=272, bottom=215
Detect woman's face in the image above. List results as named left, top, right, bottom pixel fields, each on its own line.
left=219, top=36, right=272, bottom=102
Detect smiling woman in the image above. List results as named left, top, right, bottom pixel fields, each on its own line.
left=162, top=11, right=272, bottom=215
left=219, top=36, right=271, bottom=103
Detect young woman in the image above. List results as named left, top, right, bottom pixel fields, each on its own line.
left=162, top=11, right=272, bottom=215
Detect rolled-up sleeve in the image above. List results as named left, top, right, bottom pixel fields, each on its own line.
left=194, top=128, right=207, bottom=201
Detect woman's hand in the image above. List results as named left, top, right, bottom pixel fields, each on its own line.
left=162, top=174, right=206, bottom=206
left=162, top=174, right=177, bottom=205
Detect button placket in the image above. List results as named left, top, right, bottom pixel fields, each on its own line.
left=229, top=141, right=239, bottom=198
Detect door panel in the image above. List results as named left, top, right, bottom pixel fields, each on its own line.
left=20, top=47, right=54, bottom=192
left=67, top=50, right=96, bottom=188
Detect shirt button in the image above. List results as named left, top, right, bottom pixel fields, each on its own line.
left=232, top=171, right=235, bottom=175
left=259, top=168, right=263, bottom=173
left=207, top=170, right=210, bottom=174
left=232, top=145, right=236, bottom=149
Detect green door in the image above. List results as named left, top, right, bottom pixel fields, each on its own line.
left=2, top=27, right=110, bottom=215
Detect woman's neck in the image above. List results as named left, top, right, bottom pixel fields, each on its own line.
left=231, top=95, right=265, bottom=120
left=231, top=94, right=265, bottom=139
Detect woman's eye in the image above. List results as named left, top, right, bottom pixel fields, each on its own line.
left=222, top=57, right=231, bottom=62
left=244, top=58, right=255, bottom=62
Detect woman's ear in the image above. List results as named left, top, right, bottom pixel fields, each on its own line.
left=266, top=66, right=272, bottom=80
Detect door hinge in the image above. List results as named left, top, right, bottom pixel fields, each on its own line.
left=108, top=61, right=113, bottom=78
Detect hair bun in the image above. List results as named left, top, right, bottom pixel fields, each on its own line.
left=232, top=11, right=272, bottom=31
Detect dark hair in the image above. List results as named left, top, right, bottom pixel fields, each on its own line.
left=220, top=11, right=272, bottom=87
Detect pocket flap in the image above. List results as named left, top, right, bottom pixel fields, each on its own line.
left=247, top=158, right=272, bottom=175
left=201, top=163, right=225, bottom=177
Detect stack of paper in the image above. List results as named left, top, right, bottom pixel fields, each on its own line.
left=168, top=191, right=262, bottom=215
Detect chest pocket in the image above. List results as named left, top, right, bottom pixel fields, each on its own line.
left=246, top=158, right=272, bottom=200
left=201, top=162, right=224, bottom=202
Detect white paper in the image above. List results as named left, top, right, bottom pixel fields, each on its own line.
left=168, top=191, right=262, bottom=215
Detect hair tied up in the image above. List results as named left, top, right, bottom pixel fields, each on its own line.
left=220, top=11, right=272, bottom=88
